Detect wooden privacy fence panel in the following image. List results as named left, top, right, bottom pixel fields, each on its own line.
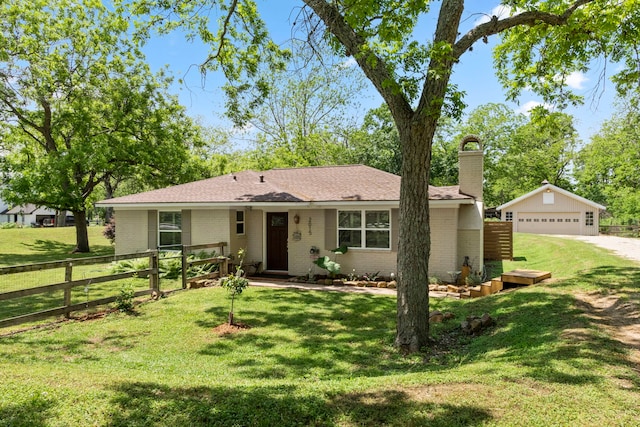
left=484, top=222, right=513, bottom=260
left=0, top=251, right=159, bottom=328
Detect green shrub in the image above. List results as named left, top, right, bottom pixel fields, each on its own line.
left=103, top=218, right=116, bottom=245
left=115, top=282, right=135, bottom=312
left=108, top=250, right=220, bottom=280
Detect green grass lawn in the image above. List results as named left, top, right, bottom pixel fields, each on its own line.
left=1, top=232, right=639, bottom=426
left=0, top=225, right=114, bottom=266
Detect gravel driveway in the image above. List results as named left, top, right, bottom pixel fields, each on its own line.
left=564, top=235, right=640, bottom=264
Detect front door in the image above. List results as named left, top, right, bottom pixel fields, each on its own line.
left=266, top=212, right=288, bottom=271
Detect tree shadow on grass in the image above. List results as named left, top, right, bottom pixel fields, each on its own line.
left=0, top=391, right=56, bottom=427
left=106, top=381, right=492, bottom=427
left=197, top=282, right=639, bottom=388
left=0, top=239, right=113, bottom=266
left=458, top=281, right=640, bottom=387
left=197, top=290, right=404, bottom=379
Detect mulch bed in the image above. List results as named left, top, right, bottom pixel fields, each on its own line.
left=212, top=322, right=251, bottom=336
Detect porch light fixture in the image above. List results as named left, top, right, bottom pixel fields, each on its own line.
left=294, top=214, right=300, bottom=224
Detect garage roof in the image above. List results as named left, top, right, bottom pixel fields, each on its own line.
left=497, top=183, right=606, bottom=211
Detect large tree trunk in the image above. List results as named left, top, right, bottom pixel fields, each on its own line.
left=394, top=120, right=435, bottom=353
left=302, top=0, right=464, bottom=354
left=104, top=175, right=116, bottom=223
left=393, top=1, right=463, bottom=353
left=72, top=210, right=90, bottom=253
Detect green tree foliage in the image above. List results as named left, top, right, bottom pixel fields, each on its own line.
left=0, top=0, right=202, bottom=252
left=575, top=100, right=640, bottom=222
left=135, top=0, right=640, bottom=352
left=347, top=105, right=402, bottom=175
left=348, top=105, right=458, bottom=185
left=220, top=42, right=365, bottom=169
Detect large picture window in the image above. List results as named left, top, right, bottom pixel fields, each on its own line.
left=159, top=211, right=182, bottom=248
left=338, top=210, right=390, bottom=249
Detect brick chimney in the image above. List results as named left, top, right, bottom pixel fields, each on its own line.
left=458, top=135, right=483, bottom=201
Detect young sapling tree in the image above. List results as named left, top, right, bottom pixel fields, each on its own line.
left=220, top=248, right=249, bottom=325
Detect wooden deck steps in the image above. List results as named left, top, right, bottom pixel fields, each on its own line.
left=501, top=269, right=551, bottom=285
left=469, top=269, right=551, bottom=298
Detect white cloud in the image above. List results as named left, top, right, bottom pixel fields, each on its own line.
left=517, top=101, right=554, bottom=115
left=475, top=5, right=516, bottom=26
left=559, top=71, right=588, bottom=90
left=339, top=57, right=358, bottom=69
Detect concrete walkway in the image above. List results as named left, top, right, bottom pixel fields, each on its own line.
left=248, top=277, right=454, bottom=299
left=248, top=277, right=397, bottom=295
left=249, top=234, right=640, bottom=295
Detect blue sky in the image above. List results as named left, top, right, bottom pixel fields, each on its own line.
left=141, top=1, right=617, bottom=147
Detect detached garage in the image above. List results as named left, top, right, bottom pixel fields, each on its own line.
left=497, top=181, right=606, bottom=236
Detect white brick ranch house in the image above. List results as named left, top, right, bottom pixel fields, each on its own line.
left=96, top=137, right=485, bottom=281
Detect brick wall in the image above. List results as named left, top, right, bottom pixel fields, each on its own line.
left=114, top=210, right=148, bottom=255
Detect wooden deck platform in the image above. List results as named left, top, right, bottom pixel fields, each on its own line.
left=500, top=269, right=551, bottom=286
left=469, top=269, right=551, bottom=298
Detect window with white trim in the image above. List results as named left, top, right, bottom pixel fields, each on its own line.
left=338, top=210, right=390, bottom=249
left=585, top=211, right=594, bottom=226
left=158, top=211, right=182, bottom=248
left=505, top=211, right=513, bottom=222
left=236, top=210, right=245, bottom=235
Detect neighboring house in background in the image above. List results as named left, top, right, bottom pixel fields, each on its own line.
left=497, top=181, right=606, bottom=236
left=0, top=198, right=9, bottom=223
left=1, top=204, right=73, bottom=227
left=96, top=137, right=485, bottom=281
left=4, top=204, right=55, bottom=227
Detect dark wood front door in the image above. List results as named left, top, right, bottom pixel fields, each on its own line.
left=266, top=212, right=288, bottom=271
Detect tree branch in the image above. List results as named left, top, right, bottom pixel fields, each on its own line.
left=416, top=0, right=463, bottom=117
left=201, top=0, right=238, bottom=69
left=453, top=0, right=594, bottom=59
left=302, top=0, right=413, bottom=122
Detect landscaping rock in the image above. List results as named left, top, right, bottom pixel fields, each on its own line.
left=429, top=311, right=455, bottom=324
left=461, top=313, right=495, bottom=335
left=429, top=310, right=444, bottom=323
left=481, top=312, right=495, bottom=327
left=447, top=284, right=462, bottom=293
left=377, top=281, right=388, bottom=288
left=387, top=280, right=397, bottom=289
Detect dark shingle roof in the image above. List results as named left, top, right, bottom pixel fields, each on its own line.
left=98, top=165, right=471, bottom=205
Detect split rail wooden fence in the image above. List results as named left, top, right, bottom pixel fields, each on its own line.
left=0, top=241, right=230, bottom=329
left=0, top=251, right=159, bottom=328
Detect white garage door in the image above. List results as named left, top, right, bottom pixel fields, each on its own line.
left=517, top=212, right=581, bottom=235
